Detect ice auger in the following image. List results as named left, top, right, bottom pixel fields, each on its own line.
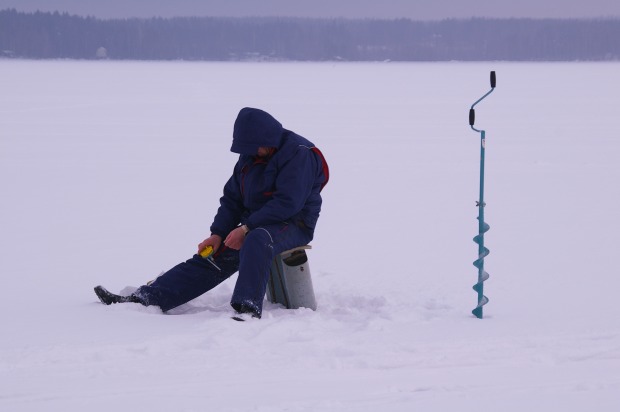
left=468, top=71, right=496, bottom=319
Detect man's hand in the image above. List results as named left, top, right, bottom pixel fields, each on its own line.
left=198, top=234, right=223, bottom=255
left=224, top=226, right=248, bottom=250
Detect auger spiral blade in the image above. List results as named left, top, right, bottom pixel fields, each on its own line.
left=472, top=219, right=490, bottom=318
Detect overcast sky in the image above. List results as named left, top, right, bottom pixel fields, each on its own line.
left=1, top=0, right=619, bottom=20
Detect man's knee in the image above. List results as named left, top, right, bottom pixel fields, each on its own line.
left=244, top=227, right=274, bottom=248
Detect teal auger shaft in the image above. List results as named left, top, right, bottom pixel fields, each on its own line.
left=468, top=71, right=496, bottom=319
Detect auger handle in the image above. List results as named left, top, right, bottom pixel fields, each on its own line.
left=470, top=71, right=496, bottom=129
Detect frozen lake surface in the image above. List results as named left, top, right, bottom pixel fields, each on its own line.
left=1, top=60, right=619, bottom=411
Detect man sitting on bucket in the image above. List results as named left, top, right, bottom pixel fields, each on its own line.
left=94, top=107, right=329, bottom=319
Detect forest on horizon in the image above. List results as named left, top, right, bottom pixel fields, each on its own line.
left=1, top=9, right=619, bottom=61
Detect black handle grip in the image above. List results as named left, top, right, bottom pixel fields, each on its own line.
left=490, top=71, right=496, bottom=88
left=469, top=108, right=475, bottom=126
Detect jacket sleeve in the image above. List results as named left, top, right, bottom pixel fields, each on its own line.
left=245, top=147, right=317, bottom=229
left=209, top=161, right=245, bottom=238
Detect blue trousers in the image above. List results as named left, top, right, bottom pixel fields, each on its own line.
left=133, top=222, right=313, bottom=316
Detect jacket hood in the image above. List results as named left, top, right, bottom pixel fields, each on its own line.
left=231, top=107, right=283, bottom=155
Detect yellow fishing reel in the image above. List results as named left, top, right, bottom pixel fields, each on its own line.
left=199, top=245, right=213, bottom=258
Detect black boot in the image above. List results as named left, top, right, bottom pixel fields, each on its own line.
left=231, top=302, right=261, bottom=321
left=94, top=285, right=143, bottom=306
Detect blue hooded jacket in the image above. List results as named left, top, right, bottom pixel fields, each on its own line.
left=210, top=108, right=328, bottom=238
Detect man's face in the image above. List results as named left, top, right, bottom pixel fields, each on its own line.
left=257, top=147, right=271, bottom=157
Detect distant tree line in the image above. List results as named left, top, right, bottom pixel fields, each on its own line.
left=1, top=9, right=619, bottom=61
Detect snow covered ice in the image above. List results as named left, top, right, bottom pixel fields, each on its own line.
left=1, top=60, right=619, bottom=411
